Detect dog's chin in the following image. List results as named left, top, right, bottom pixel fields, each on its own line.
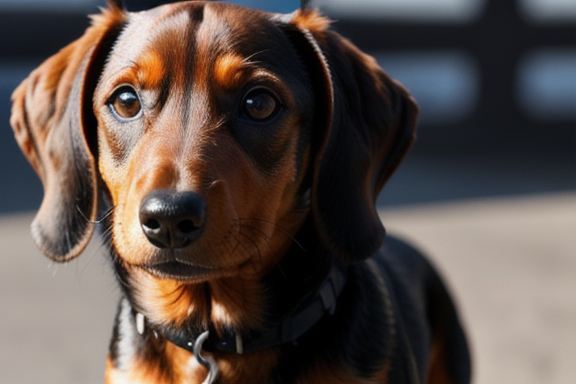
left=141, top=261, right=233, bottom=283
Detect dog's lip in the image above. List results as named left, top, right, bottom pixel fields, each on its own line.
left=141, top=260, right=224, bottom=282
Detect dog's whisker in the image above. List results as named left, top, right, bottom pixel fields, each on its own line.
left=97, top=206, right=116, bottom=223
left=242, top=49, right=269, bottom=64
left=239, top=217, right=305, bottom=251
left=238, top=224, right=275, bottom=258
left=238, top=231, right=265, bottom=263
left=229, top=233, right=254, bottom=262
left=223, top=231, right=247, bottom=262
left=74, top=205, right=115, bottom=225
left=227, top=235, right=242, bottom=257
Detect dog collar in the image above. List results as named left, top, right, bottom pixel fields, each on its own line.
left=141, top=263, right=347, bottom=355
left=211, top=263, right=347, bottom=354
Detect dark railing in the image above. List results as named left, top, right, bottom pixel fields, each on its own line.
left=333, top=0, right=576, bottom=154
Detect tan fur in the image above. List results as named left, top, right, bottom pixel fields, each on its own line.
left=213, top=54, right=251, bottom=91
left=291, top=8, right=332, bottom=36
left=137, top=50, right=166, bottom=90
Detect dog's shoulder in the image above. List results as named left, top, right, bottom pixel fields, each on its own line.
left=375, top=235, right=439, bottom=291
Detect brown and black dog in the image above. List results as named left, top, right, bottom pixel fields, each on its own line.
left=11, top=1, right=471, bottom=383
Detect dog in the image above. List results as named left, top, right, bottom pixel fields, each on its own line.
left=11, top=1, right=471, bottom=383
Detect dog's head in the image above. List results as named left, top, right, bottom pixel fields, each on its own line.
left=11, top=1, right=417, bottom=328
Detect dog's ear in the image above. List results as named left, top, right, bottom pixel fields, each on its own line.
left=284, top=10, right=419, bottom=262
left=10, top=4, right=126, bottom=262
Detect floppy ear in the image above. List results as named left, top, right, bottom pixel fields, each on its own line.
left=285, top=10, right=419, bottom=262
left=10, top=5, right=126, bottom=262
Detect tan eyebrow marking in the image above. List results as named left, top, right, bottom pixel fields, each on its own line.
left=137, top=50, right=166, bottom=89
left=213, top=53, right=251, bottom=90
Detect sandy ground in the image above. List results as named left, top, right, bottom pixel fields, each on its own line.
left=1, top=193, right=575, bottom=384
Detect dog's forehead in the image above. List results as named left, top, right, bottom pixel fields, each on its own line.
left=104, top=2, right=295, bottom=87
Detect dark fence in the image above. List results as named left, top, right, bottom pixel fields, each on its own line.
left=333, top=0, right=576, bottom=154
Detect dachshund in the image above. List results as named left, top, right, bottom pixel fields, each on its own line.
left=11, top=1, right=471, bottom=383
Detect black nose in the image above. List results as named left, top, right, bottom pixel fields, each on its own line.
left=139, top=190, right=206, bottom=249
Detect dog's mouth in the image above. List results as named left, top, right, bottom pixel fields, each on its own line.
left=141, top=261, right=223, bottom=282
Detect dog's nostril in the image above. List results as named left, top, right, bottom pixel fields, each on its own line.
left=177, top=219, right=197, bottom=234
left=144, top=218, right=161, bottom=231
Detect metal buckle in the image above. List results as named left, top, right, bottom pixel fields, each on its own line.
left=193, top=331, right=219, bottom=384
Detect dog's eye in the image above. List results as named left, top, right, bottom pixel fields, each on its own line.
left=242, top=89, right=280, bottom=122
left=109, top=86, right=142, bottom=120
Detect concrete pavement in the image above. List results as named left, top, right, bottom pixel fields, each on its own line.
left=382, top=193, right=576, bottom=384
left=1, top=193, right=575, bottom=384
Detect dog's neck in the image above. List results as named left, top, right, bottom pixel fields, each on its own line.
left=156, top=261, right=347, bottom=355
left=113, top=214, right=348, bottom=355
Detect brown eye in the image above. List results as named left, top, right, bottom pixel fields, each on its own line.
left=242, top=89, right=280, bottom=122
left=109, top=86, right=142, bottom=120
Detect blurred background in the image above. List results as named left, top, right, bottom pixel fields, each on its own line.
left=1, top=0, right=574, bottom=383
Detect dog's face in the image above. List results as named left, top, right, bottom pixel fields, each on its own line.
left=95, top=3, right=315, bottom=282
left=11, top=1, right=417, bottom=332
